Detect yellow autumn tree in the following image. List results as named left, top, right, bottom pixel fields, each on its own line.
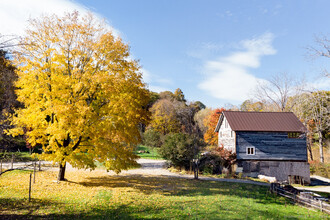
left=149, top=99, right=180, bottom=135
left=8, top=12, right=149, bottom=181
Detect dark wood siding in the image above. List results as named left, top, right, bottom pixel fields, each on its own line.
left=236, top=131, right=307, bottom=161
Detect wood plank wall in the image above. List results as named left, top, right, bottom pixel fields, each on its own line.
left=236, top=131, right=307, bottom=161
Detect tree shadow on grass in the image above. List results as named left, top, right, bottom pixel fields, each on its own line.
left=0, top=197, right=61, bottom=219
left=78, top=174, right=327, bottom=217
left=0, top=197, right=165, bottom=220
left=77, top=174, right=279, bottom=202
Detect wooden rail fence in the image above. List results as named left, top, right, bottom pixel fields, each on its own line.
left=270, top=183, right=330, bottom=214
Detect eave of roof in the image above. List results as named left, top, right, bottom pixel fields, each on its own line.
left=215, top=111, right=306, bottom=133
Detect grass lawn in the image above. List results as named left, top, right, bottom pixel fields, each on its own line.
left=135, top=145, right=163, bottom=160
left=0, top=169, right=328, bottom=219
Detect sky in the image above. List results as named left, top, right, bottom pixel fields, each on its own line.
left=0, top=0, right=329, bottom=108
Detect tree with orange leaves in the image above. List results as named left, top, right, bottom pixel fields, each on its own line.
left=203, top=108, right=225, bottom=146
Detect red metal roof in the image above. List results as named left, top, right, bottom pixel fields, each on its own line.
left=221, top=111, right=306, bottom=132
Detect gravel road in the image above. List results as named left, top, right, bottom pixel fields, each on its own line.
left=6, top=159, right=330, bottom=191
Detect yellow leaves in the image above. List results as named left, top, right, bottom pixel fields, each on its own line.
left=9, top=11, right=149, bottom=175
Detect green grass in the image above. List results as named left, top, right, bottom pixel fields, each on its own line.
left=135, top=145, right=163, bottom=160
left=0, top=169, right=328, bottom=219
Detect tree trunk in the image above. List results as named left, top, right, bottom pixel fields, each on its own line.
left=307, top=136, right=313, bottom=161
left=58, top=162, right=66, bottom=181
left=318, top=131, right=324, bottom=163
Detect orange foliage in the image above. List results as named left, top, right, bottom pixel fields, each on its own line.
left=203, top=108, right=225, bottom=146
left=213, top=145, right=236, bottom=167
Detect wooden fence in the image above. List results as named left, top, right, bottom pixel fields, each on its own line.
left=0, top=160, right=41, bottom=176
left=270, top=183, right=330, bottom=214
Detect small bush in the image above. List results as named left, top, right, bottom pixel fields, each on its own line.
left=202, top=165, right=213, bottom=175
left=159, top=133, right=204, bottom=169
left=199, top=146, right=236, bottom=175
left=238, top=172, right=244, bottom=179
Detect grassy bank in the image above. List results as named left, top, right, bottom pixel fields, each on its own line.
left=0, top=170, right=327, bottom=219
left=135, top=145, right=162, bottom=160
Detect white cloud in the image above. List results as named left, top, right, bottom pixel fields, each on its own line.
left=198, top=32, right=276, bottom=103
left=0, top=0, right=120, bottom=37
left=147, top=85, right=169, bottom=93
left=141, top=68, right=171, bottom=93
left=307, top=77, right=330, bottom=91
left=141, top=68, right=152, bottom=84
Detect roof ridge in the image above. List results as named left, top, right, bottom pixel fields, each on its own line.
left=224, top=111, right=294, bottom=114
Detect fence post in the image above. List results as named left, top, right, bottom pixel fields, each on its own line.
left=320, top=200, right=323, bottom=212
left=11, top=153, right=14, bottom=169
left=0, top=159, right=2, bottom=174
left=33, top=161, right=36, bottom=183
left=29, top=173, right=32, bottom=202
left=38, top=160, right=41, bottom=171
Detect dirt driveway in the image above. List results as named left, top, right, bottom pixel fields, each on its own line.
left=108, top=159, right=177, bottom=176
left=8, top=159, right=330, bottom=190
left=108, top=159, right=269, bottom=186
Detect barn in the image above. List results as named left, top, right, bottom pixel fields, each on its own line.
left=215, top=111, right=310, bottom=184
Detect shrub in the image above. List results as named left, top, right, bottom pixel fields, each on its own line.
left=0, top=151, right=34, bottom=162
left=199, top=146, right=236, bottom=175
left=159, top=133, right=203, bottom=169
left=143, top=129, right=162, bottom=148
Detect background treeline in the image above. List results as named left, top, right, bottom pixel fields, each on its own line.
left=142, top=76, right=329, bottom=176
left=142, top=89, right=237, bottom=175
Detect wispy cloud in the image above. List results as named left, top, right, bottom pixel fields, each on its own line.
left=141, top=68, right=171, bottom=93
left=198, top=32, right=276, bottom=103
left=0, top=0, right=120, bottom=37
left=187, top=42, right=223, bottom=59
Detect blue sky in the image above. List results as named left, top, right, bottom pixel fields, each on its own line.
left=1, top=0, right=329, bottom=108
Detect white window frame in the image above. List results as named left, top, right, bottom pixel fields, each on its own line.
left=246, top=147, right=255, bottom=155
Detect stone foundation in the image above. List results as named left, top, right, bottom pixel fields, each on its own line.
left=237, top=160, right=310, bottom=184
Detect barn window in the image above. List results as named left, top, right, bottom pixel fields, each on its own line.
left=246, top=147, right=255, bottom=155
left=288, top=132, right=300, bottom=138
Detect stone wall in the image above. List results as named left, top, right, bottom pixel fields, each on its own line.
left=237, top=160, right=310, bottom=184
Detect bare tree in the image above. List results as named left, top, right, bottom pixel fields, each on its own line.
left=0, top=34, right=21, bottom=51
left=254, top=72, right=304, bottom=112
left=307, top=35, right=330, bottom=78
left=308, top=91, right=329, bottom=163
left=292, top=93, right=315, bottom=161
